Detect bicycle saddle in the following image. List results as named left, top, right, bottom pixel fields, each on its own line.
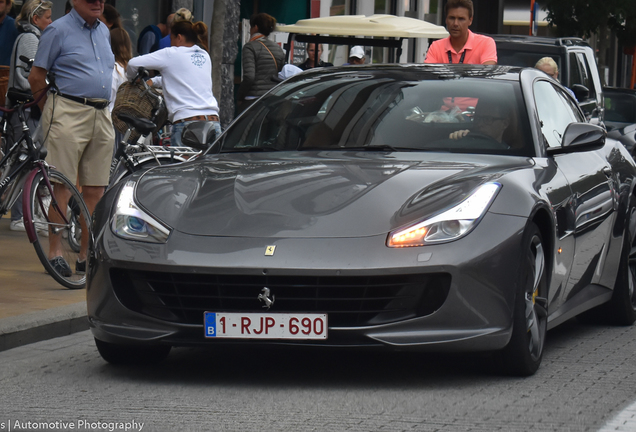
left=7, top=88, right=34, bottom=105
left=117, top=113, right=156, bottom=136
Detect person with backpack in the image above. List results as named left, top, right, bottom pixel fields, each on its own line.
left=6, top=0, right=52, bottom=233
left=236, top=13, right=285, bottom=114
left=0, top=0, right=19, bottom=108
left=137, top=15, right=169, bottom=55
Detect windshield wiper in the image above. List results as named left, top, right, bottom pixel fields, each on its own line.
left=334, top=145, right=431, bottom=152
left=222, top=146, right=281, bottom=153
left=344, top=145, right=398, bottom=151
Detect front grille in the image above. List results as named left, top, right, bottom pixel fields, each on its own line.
left=110, top=269, right=451, bottom=327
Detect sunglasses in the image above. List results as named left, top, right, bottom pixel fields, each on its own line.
left=85, top=0, right=105, bottom=4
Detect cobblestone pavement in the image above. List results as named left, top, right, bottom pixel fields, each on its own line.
left=0, top=317, right=635, bottom=432
left=0, top=217, right=85, bottom=319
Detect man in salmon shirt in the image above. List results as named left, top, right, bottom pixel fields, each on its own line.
left=424, top=0, right=496, bottom=114
left=424, top=0, right=497, bottom=65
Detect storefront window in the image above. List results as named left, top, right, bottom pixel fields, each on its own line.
left=115, top=0, right=169, bottom=55
left=375, top=0, right=395, bottom=14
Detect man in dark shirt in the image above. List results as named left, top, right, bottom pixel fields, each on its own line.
left=0, top=0, right=18, bottom=107
left=299, top=44, right=334, bottom=70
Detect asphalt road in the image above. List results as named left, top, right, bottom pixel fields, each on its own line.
left=1, top=318, right=635, bottom=432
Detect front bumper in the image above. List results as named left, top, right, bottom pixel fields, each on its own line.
left=88, top=211, right=528, bottom=352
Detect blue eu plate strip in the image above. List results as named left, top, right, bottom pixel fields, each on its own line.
left=204, top=312, right=216, bottom=337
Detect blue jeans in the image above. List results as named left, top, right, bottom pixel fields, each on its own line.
left=172, top=120, right=222, bottom=148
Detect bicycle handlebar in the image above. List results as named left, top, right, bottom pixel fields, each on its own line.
left=131, top=67, right=164, bottom=121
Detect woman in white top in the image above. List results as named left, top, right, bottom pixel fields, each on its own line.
left=109, top=28, right=131, bottom=113
left=108, top=27, right=132, bottom=158
left=126, top=20, right=220, bottom=146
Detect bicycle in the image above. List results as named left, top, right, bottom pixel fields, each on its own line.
left=0, top=65, right=91, bottom=290
left=108, top=68, right=201, bottom=188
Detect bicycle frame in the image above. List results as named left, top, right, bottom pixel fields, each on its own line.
left=21, top=161, right=72, bottom=243
left=0, top=93, right=42, bottom=215
left=0, top=87, right=71, bottom=244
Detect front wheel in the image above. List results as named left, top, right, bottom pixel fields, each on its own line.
left=26, top=169, right=91, bottom=289
left=496, top=223, right=549, bottom=376
left=606, top=202, right=636, bottom=325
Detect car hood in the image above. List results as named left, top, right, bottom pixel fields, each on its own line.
left=134, top=151, right=533, bottom=238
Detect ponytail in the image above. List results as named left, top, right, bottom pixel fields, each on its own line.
left=249, top=13, right=277, bottom=37
left=193, top=21, right=209, bottom=52
left=171, top=20, right=209, bottom=52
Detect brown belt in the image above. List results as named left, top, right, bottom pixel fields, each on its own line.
left=174, top=114, right=219, bottom=124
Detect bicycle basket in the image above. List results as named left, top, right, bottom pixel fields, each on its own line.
left=111, top=81, right=168, bottom=141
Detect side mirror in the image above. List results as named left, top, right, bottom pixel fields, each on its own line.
left=547, top=123, right=606, bottom=155
left=571, top=84, right=589, bottom=101
left=181, top=121, right=218, bottom=151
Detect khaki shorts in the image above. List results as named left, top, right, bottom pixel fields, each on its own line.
left=40, top=94, right=114, bottom=187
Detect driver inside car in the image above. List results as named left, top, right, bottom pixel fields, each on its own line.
left=448, top=99, right=510, bottom=144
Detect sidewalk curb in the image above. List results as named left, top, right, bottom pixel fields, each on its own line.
left=0, top=302, right=88, bottom=352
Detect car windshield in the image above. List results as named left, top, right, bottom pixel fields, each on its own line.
left=219, top=69, right=533, bottom=156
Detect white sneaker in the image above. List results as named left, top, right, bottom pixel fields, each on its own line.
left=37, top=225, right=49, bottom=237
left=34, top=195, right=51, bottom=237
left=9, top=219, right=26, bottom=232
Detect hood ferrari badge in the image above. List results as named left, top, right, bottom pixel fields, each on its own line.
left=258, top=287, right=275, bottom=309
left=265, top=245, right=276, bottom=256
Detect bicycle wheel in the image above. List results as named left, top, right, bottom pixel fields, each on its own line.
left=26, top=169, right=91, bottom=289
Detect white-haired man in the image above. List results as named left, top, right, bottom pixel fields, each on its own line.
left=29, top=0, right=114, bottom=276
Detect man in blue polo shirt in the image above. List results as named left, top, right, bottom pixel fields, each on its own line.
left=0, top=0, right=18, bottom=107
left=29, top=0, right=114, bottom=277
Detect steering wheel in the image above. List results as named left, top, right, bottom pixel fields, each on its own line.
left=465, top=132, right=510, bottom=150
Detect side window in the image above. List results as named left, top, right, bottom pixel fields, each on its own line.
left=562, top=91, right=586, bottom=122
left=534, top=80, right=579, bottom=148
left=605, top=93, right=636, bottom=123
left=568, top=52, right=596, bottom=100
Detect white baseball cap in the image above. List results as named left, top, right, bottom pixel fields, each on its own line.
left=349, top=46, right=365, bottom=59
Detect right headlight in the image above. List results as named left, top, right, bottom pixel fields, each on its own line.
left=387, top=182, right=501, bottom=247
left=111, top=180, right=172, bottom=243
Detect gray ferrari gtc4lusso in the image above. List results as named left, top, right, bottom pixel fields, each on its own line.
left=88, top=65, right=636, bottom=376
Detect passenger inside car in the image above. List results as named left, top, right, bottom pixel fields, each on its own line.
left=448, top=98, right=511, bottom=144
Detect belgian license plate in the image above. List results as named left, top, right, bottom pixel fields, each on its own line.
left=204, top=312, right=327, bottom=339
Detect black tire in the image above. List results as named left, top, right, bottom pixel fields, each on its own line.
left=67, top=196, right=82, bottom=253
left=27, top=169, right=91, bottom=289
left=496, top=223, right=549, bottom=376
left=94, top=338, right=171, bottom=365
left=606, top=201, right=636, bottom=325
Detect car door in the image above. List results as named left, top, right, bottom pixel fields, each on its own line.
left=568, top=49, right=604, bottom=125
left=534, top=79, right=617, bottom=308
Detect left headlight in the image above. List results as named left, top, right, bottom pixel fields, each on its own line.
left=111, top=180, right=172, bottom=243
left=387, top=182, right=501, bottom=248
